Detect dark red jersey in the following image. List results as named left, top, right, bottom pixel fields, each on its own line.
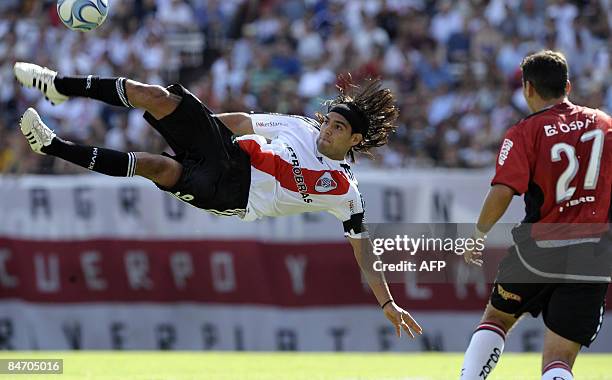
left=492, top=100, right=612, bottom=239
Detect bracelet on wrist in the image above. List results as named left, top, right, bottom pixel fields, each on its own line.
left=380, top=299, right=394, bottom=309
left=474, top=226, right=487, bottom=240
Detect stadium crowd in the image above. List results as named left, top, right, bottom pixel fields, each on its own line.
left=0, top=0, right=610, bottom=174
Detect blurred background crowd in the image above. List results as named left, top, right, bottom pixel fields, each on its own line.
left=0, top=0, right=610, bottom=174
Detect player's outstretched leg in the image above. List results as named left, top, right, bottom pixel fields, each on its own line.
left=14, top=62, right=180, bottom=120
left=20, top=107, right=181, bottom=187
left=459, top=304, right=517, bottom=380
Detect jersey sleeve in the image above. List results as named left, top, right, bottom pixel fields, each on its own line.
left=328, top=190, right=369, bottom=239
left=491, top=124, right=532, bottom=194
left=250, top=113, right=316, bottom=140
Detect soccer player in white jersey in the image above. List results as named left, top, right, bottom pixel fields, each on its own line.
left=14, top=63, right=422, bottom=339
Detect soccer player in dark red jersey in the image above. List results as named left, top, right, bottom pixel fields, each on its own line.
left=460, top=51, right=612, bottom=380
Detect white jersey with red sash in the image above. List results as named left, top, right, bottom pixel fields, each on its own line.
left=235, top=113, right=367, bottom=239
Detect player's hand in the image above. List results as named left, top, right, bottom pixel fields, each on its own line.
left=464, top=228, right=486, bottom=266
left=383, top=302, right=423, bottom=338
left=463, top=248, right=483, bottom=266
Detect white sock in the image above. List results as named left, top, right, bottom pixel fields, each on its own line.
left=542, top=361, right=573, bottom=380
left=459, top=322, right=506, bottom=379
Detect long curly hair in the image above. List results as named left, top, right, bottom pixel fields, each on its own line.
left=316, top=75, right=399, bottom=160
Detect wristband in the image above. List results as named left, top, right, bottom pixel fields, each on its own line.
left=380, top=299, right=394, bottom=309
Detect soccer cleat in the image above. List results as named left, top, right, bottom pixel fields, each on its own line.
left=13, top=62, right=68, bottom=105
left=20, top=108, right=56, bottom=155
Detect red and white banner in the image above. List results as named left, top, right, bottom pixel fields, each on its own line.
left=0, top=172, right=610, bottom=351
left=0, top=238, right=501, bottom=307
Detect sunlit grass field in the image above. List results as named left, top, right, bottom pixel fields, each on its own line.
left=0, top=352, right=610, bottom=380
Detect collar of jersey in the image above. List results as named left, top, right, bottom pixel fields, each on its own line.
left=542, top=99, right=572, bottom=113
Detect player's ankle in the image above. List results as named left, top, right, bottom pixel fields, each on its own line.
left=542, top=360, right=573, bottom=380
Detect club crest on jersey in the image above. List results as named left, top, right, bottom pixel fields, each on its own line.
left=315, top=172, right=338, bottom=193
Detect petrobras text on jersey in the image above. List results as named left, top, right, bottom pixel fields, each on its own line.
left=286, top=145, right=312, bottom=203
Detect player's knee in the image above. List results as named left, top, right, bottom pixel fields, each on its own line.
left=135, top=153, right=182, bottom=188
left=126, top=81, right=175, bottom=114
left=142, top=85, right=180, bottom=119
left=141, top=85, right=168, bottom=106
left=153, top=158, right=182, bottom=187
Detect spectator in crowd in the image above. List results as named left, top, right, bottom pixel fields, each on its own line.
left=0, top=0, right=610, bottom=174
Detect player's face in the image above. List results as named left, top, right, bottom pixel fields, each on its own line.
left=317, top=112, right=362, bottom=160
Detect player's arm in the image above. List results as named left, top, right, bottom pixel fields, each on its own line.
left=334, top=192, right=421, bottom=338
left=348, top=237, right=393, bottom=306
left=214, top=112, right=254, bottom=136
left=484, top=125, right=530, bottom=232
left=475, top=184, right=516, bottom=235
left=466, top=184, right=515, bottom=265
left=348, top=236, right=423, bottom=338
left=466, top=124, right=530, bottom=265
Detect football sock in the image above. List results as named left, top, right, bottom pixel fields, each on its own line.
left=542, top=361, right=573, bottom=380
left=54, top=75, right=134, bottom=108
left=459, top=322, right=506, bottom=379
left=42, top=137, right=137, bottom=177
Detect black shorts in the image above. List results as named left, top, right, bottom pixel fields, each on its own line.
left=143, top=84, right=250, bottom=215
left=490, top=244, right=609, bottom=347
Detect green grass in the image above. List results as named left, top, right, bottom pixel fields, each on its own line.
left=0, top=352, right=611, bottom=380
